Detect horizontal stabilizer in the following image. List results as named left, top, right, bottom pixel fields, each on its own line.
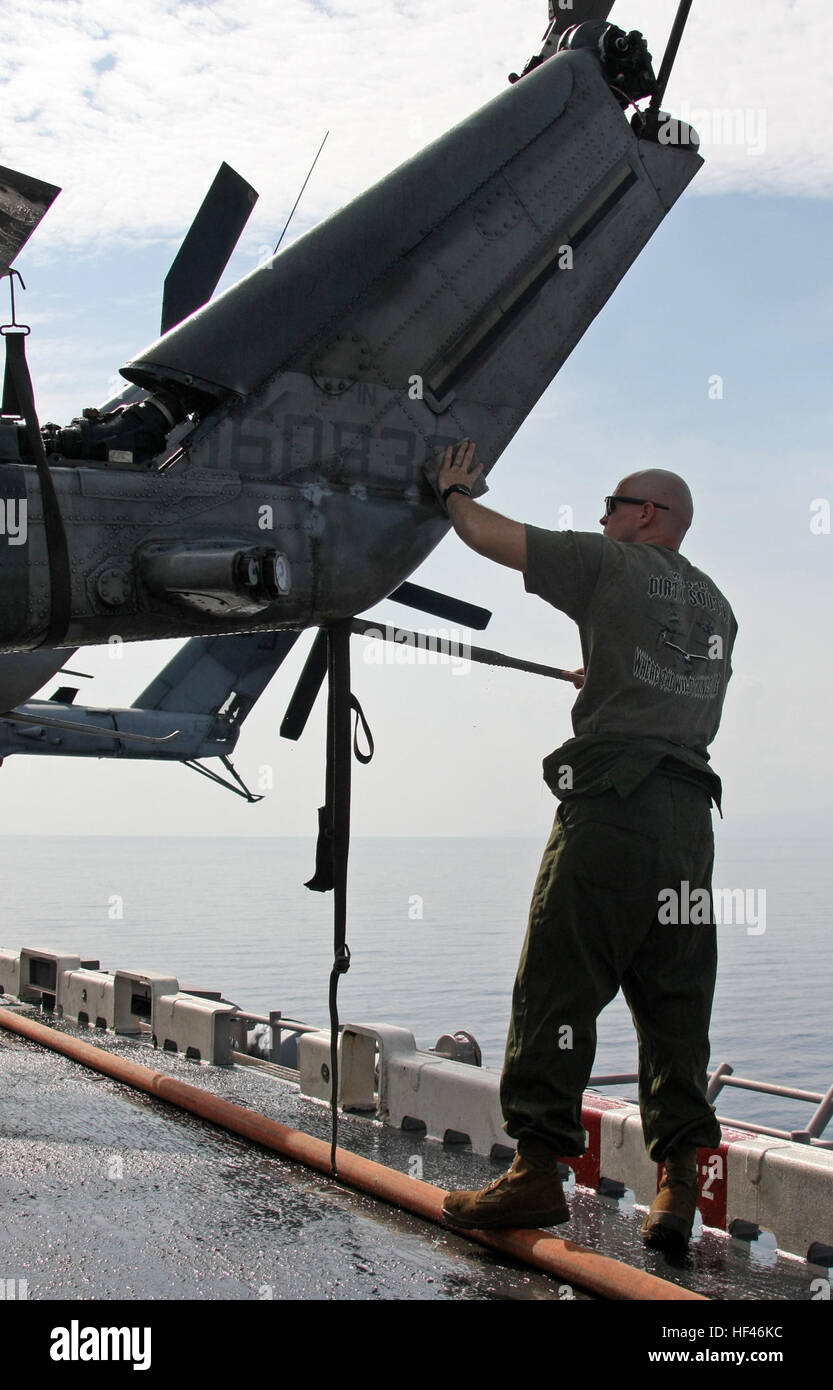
left=0, top=164, right=60, bottom=274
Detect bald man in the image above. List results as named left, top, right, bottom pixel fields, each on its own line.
left=436, top=441, right=738, bottom=1251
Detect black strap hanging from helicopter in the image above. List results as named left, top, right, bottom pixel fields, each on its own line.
left=1, top=270, right=72, bottom=647
left=304, top=619, right=374, bottom=1175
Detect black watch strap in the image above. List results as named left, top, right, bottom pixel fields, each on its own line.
left=441, top=483, right=473, bottom=506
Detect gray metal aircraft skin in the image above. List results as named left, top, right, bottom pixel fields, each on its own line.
left=0, top=631, right=297, bottom=765
left=0, top=29, right=702, bottom=669
left=0, top=699, right=233, bottom=762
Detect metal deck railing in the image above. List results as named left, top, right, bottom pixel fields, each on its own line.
left=590, top=1063, right=833, bottom=1148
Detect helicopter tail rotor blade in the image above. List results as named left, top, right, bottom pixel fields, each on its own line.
left=161, top=162, right=258, bottom=334
left=547, top=1, right=616, bottom=36
left=279, top=629, right=328, bottom=741
left=98, top=163, right=258, bottom=413
left=0, top=165, right=61, bottom=275
left=387, top=581, right=492, bottom=632
left=650, top=0, right=695, bottom=110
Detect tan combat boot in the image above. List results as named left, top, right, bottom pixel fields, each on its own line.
left=641, top=1170, right=699, bottom=1251
left=442, top=1152, right=570, bottom=1231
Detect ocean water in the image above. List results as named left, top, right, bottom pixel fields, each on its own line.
left=0, top=834, right=829, bottom=1137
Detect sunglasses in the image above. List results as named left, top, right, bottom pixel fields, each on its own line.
left=604, top=495, right=671, bottom=517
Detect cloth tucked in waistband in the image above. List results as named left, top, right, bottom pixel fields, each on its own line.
left=541, top=734, right=723, bottom=816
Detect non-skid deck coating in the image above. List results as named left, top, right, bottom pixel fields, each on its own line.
left=0, top=1005, right=825, bottom=1302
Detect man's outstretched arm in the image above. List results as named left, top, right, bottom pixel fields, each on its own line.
left=437, top=440, right=585, bottom=690
left=436, top=440, right=527, bottom=572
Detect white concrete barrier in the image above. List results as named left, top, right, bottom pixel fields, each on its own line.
left=297, top=1028, right=336, bottom=1103
left=60, top=967, right=116, bottom=1030
left=299, top=1032, right=833, bottom=1260
left=599, top=1102, right=657, bottom=1207
left=298, top=1024, right=410, bottom=1112
left=301, top=1022, right=515, bottom=1156
left=19, top=948, right=82, bottom=1010
left=0, top=948, right=21, bottom=998
left=153, top=991, right=237, bottom=1065
left=114, top=969, right=179, bottom=1035
left=725, top=1136, right=833, bottom=1260
left=595, top=1100, right=833, bottom=1261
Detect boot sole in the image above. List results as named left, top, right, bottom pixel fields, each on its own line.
left=641, top=1214, right=693, bottom=1251
left=441, top=1203, right=570, bottom=1231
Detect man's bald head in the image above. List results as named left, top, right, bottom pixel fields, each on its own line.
left=600, top=469, right=694, bottom=550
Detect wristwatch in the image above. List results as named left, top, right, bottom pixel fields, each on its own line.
left=441, top=483, right=472, bottom=508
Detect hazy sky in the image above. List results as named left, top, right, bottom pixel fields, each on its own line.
left=1, top=0, right=831, bottom=838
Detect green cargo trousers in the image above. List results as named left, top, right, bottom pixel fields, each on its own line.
left=501, top=772, right=722, bottom=1164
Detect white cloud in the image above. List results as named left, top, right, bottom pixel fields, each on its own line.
left=1, top=0, right=831, bottom=261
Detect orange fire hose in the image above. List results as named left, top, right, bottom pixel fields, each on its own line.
left=0, top=1006, right=704, bottom=1302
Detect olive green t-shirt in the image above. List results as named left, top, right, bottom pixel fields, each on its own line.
left=523, top=526, right=738, bottom=812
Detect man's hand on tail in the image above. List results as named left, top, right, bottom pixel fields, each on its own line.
left=436, top=438, right=526, bottom=571
left=437, top=439, right=483, bottom=499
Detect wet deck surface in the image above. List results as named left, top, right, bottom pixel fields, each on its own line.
left=0, top=1004, right=826, bottom=1302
